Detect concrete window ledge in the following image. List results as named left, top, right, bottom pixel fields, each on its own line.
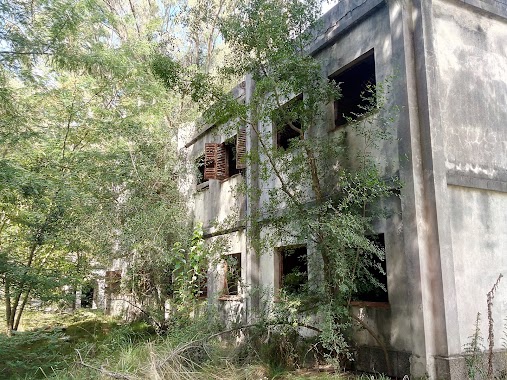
left=218, top=295, right=243, bottom=301
left=196, top=181, right=210, bottom=191
left=350, top=301, right=390, bottom=309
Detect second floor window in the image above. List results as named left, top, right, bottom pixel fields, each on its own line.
left=201, top=129, right=246, bottom=182
left=330, top=50, right=376, bottom=127
left=273, top=94, right=303, bottom=150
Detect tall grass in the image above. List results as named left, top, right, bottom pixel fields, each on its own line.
left=0, top=306, right=393, bottom=379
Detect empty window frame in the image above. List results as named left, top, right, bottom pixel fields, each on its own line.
left=196, top=155, right=206, bottom=185
left=352, top=233, right=388, bottom=303
left=277, top=245, right=308, bottom=295
left=81, top=283, right=94, bottom=308
left=224, top=138, right=241, bottom=177
left=273, top=94, right=303, bottom=150
left=223, top=253, right=241, bottom=296
left=330, top=50, right=376, bottom=127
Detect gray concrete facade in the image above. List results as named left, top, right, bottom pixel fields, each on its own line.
left=181, top=1, right=507, bottom=379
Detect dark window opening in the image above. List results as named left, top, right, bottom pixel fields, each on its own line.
left=224, top=253, right=241, bottom=296
left=353, top=233, right=388, bottom=303
left=273, top=94, right=303, bottom=150
left=161, top=268, right=174, bottom=298
left=81, top=283, right=94, bottom=308
left=224, top=138, right=241, bottom=177
left=278, top=245, right=308, bottom=295
left=331, top=50, right=376, bottom=127
left=196, top=155, right=206, bottom=184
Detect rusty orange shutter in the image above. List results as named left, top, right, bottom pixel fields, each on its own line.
left=216, top=143, right=227, bottom=180
left=204, top=143, right=219, bottom=180
left=236, top=128, right=247, bottom=169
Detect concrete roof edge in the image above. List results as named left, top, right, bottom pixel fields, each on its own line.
left=457, top=0, right=507, bottom=20
left=307, top=0, right=385, bottom=57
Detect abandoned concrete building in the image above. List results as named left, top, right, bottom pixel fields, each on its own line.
left=179, top=1, right=507, bottom=379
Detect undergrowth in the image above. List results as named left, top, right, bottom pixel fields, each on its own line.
left=0, top=307, right=394, bottom=380
left=0, top=309, right=155, bottom=379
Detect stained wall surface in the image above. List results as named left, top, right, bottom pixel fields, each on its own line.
left=433, top=0, right=507, bottom=355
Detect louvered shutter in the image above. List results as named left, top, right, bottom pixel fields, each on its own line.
left=204, top=143, right=219, bottom=180
left=216, top=143, right=227, bottom=180
left=204, top=143, right=227, bottom=180
left=236, top=128, right=247, bottom=169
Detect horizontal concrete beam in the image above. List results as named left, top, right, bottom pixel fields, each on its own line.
left=447, top=171, right=507, bottom=193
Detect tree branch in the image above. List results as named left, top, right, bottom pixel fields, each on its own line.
left=350, top=313, right=392, bottom=374
left=62, top=81, right=78, bottom=160
left=0, top=50, right=51, bottom=55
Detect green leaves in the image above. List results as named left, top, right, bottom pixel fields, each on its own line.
left=0, top=0, right=191, bottom=330
left=170, top=224, right=208, bottom=306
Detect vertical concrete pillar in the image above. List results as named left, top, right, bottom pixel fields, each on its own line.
left=244, top=74, right=261, bottom=323
left=75, top=288, right=82, bottom=309
left=95, top=278, right=106, bottom=310
left=388, top=0, right=459, bottom=378
left=411, top=0, right=461, bottom=376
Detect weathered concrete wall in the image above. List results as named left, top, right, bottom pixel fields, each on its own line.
left=319, top=4, right=399, bottom=178
left=193, top=174, right=245, bottom=231
left=205, top=230, right=247, bottom=327
left=251, top=2, right=413, bottom=376
left=434, top=0, right=507, bottom=171
left=315, top=2, right=413, bottom=366
left=433, top=0, right=507, bottom=357
left=449, top=187, right=507, bottom=348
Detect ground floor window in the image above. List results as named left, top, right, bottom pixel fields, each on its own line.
left=277, top=245, right=308, bottom=295
left=223, top=252, right=241, bottom=296
left=352, top=233, right=388, bottom=304
left=81, top=283, right=94, bottom=308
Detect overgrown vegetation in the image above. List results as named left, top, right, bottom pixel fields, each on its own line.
left=463, top=275, right=507, bottom=380
left=0, top=307, right=398, bottom=379
left=2, top=0, right=400, bottom=377
left=0, top=309, right=154, bottom=379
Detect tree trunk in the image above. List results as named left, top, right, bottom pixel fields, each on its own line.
left=303, top=145, right=323, bottom=203
left=14, top=288, right=31, bottom=331
left=9, top=241, right=39, bottom=331
left=4, top=277, right=12, bottom=336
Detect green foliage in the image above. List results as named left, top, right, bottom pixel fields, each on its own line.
left=171, top=223, right=209, bottom=306
left=356, top=374, right=393, bottom=380
left=0, top=0, right=192, bottom=331
left=0, top=329, right=69, bottom=379
left=464, top=313, right=486, bottom=380
left=0, top=309, right=150, bottom=379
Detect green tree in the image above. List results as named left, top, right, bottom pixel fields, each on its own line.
left=0, top=0, right=191, bottom=333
